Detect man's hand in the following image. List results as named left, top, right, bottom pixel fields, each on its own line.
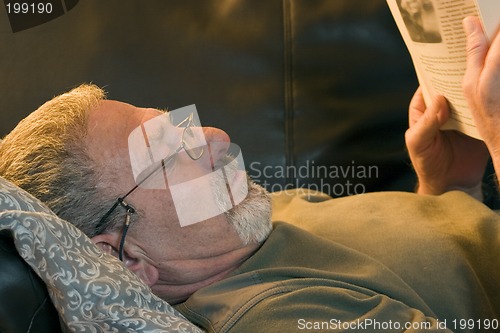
left=405, top=88, right=488, bottom=200
left=463, top=16, right=500, bottom=175
left=405, top=87, right=489, bottom=199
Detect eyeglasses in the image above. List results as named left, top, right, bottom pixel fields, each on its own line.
left=95, top=113, right=204, bottom=261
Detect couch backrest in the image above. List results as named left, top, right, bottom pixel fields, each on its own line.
left=0, top=0, right=418, bottom=198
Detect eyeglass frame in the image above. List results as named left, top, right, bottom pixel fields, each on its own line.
left=94, top=113, right=204, bottom=261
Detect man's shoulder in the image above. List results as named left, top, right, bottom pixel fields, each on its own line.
left=270, top=189, right=499, bottom=234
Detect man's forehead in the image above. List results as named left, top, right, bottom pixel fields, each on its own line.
left=88, top=100, right=163, bottom=131
left=94, top=100, right=163, bottom=117
left=85, top=100, right=163, bottom=161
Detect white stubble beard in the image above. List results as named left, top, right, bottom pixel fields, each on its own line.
left=210, top=156, right=273, bottom=245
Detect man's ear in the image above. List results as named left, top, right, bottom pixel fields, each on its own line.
left=92, top=232, right=121, bottom=258
left=91, top=232, right=160, bottom=287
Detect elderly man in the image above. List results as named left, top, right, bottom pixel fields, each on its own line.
left=0, top=17, right=499, bottom=332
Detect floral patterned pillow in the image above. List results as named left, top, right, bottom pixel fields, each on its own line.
left=0, top=177, right=203, bottom=332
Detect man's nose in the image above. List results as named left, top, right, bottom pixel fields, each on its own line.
left=202, top=127, right=231, bottom=165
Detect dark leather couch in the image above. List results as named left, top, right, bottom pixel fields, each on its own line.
left=0, top=0, right=421, bottom=330
left=0, top=232, right=61, bottom=332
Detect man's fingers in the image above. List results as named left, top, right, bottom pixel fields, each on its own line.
left=408, top=87, right=425, bottom=127
left=406, top=95, right=448, bottom=153
left=463, top=16, right=488, bottom=96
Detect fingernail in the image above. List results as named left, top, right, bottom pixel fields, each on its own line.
left=463, top=17, right=476, bottom=36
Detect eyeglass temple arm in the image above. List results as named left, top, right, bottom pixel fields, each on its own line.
left=117, top=198, right=136, bottom=262
left=95, top=196, right=136, bottom=232
left=95, top=200, right=120, bottom=234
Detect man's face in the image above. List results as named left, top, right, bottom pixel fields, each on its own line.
left=86, top=100, right=272, bottom=303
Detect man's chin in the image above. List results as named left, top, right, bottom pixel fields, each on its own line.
left=225, top=178, right=273, bottom=245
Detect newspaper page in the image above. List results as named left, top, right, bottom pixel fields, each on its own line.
left=387, top=0, right=499, bottom=140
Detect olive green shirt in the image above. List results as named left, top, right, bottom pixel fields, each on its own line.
left=176, top=190, right=500, bottom=332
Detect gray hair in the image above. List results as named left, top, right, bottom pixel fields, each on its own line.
left=0, top=84, right=127, bottom=237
